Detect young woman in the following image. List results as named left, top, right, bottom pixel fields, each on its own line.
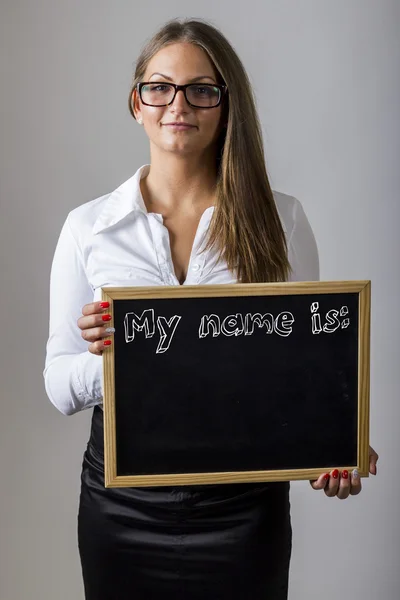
left=44, top=18, right=378, bottom=600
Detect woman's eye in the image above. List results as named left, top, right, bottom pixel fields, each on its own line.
left=153, top=85, right=169, bottom=92
left=195, top=87, right=210, bottom=95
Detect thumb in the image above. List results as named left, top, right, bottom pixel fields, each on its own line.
left=310, top=473, right=330, bottom=490
left=369, top=446, right=379, bottom=475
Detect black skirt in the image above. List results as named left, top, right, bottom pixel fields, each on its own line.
left=78, top=406, right=292, bottom=600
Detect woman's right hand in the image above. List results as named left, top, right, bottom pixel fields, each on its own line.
left=77, top=301, right=115, bottom=355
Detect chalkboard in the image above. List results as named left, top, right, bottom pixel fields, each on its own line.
left=101, top=281, right=370, bottom=488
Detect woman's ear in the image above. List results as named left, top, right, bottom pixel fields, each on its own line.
left=131, top=88, right=141, bottom=121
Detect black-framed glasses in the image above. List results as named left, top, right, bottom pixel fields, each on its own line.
left=137, top=82, right=227, bottom=108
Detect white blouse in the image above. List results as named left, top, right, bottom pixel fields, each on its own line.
left=43, top=164, right=320, bottom=416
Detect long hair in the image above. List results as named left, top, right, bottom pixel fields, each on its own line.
left=128, top=18, right=291, bottom=283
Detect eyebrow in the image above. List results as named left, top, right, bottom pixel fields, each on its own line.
left=148, top=72, right=216, bottom=83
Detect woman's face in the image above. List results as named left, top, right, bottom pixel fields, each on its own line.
left=133, top=42, right=225, bottom=158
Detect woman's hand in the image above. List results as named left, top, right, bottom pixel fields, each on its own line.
left=310, top=446, right=379, bottom=500
left=77, top=301, right=115, bottom=355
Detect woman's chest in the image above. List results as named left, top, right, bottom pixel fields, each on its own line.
left=162, top=213, right=206, bottom=285
left=86, top=213, right=236, bottom=301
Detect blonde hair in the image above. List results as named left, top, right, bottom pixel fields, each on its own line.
left=128, top=18, right=291, bottom=283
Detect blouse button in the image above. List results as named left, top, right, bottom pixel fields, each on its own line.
left=192, top=263, right=200, bottom=272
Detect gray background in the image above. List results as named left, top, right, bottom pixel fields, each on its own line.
left=1, top=1, right=399, bottom=598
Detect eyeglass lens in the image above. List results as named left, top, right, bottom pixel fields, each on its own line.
left=141, top=83, right=221, bottom=107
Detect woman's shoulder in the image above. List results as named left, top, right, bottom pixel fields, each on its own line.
left=66, top=166, right=147, bottom=241
left=272, top=189, right=303, bottom=236
left=67, top=192, right=111, bottom=231
left=272, top=190, right=319, bottom=281
left=60, top=192, right=111, bottom=253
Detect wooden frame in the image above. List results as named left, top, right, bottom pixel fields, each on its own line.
left=101, top=280, right=370, bottom=488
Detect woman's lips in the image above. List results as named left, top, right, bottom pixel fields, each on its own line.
left=163, top=123, right=195, bottom=130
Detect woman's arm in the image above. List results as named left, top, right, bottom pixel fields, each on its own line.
left=43, top=215, right=103, bottom=416
left=287, top=199, right=380, bottom=496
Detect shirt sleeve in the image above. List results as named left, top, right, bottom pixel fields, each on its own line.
left=43, top=215, right=103, bottom=416
left=287, top=198, right=320, bottom=282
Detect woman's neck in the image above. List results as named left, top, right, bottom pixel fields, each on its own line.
left=141, top=151, right=218, bottom=215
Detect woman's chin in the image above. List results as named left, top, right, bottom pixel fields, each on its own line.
left=157, top=141, right=200, bottom=156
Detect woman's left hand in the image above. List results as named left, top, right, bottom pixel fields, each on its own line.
left=310, top=446, right=379, bottom=499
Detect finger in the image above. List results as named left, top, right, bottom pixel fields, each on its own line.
left=336, top=469, right=351, bottom=500
left=369, top=446, right=379, bottom=475
left=88, top=338, right=113, bottom=356
left=81, top=301, right=110, bottom=316
left=310, top=473, right=330, bottom=490
left=350, top=469, right=362, bottom=495
left=325, top=469, right=340, bottom=497
left=77, top=311, right=113, bottom=331
left=81, top=325, right=115, bottom=343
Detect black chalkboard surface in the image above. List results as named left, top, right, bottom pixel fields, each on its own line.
left=101, top=281, right=370, bottom=488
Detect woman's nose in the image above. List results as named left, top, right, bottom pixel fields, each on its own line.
left=170, top=89, right=190, bottom=110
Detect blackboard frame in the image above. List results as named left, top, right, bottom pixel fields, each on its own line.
left=101, top=281, right=370, bottom=488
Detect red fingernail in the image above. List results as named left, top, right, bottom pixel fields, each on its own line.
left=332, top=469, right=339, bottom=479
left=342, top=470, right=349, bottom=479
left=100, top=301, right=110, bottom=308
left=323, top=473, right=330, bottom=481
left=102, top=314, right=112, bottom=321
left=103, top=340, right=112, bottom=346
